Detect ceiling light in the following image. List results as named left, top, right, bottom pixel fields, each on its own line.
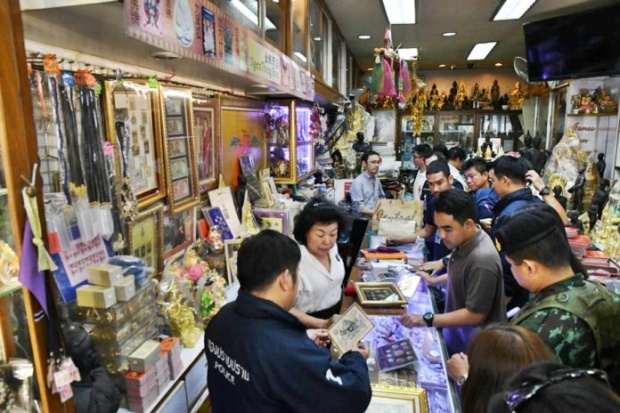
left=367, top=67, right=374, bottom=71
left=495, top=62, right=503, bottom=67
left=272, top=0, right=279, bottom=3
left=313, top=37, right=321, bottom=41
left=492, top=0, right=536, bottom=21
left=398, top=48, right=418, bottom=60
left=438, top=64, right=446, bottom=68
left=467, top=42, right=497, bottom=60
left=443, top=32, right=456, bottom=37
left=294, top=52, right=307, bottom=63
left=382, top=0, right=416, bottom=24
left=358, top=34, right=371, bottom=40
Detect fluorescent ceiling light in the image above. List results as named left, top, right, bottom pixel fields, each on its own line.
left=313, top=37, right=322, bottom=41
left=230, top=0, right=276, bottom=30
left=382, top=0, right=416, bottom=24
left=495, top=62, right=503, bottom=67
left=398, top=48, right=418, bottom=60
left=443, top=32, right=456, bottom=37
left=467, top=42, right=497, bottom=60
left=438, top=64, right=446, bottom=68
left=294, top=52, right=307, bottom=63
left=358, top=34, right=371, bottom=40
left=493, top=0, right=536, bottom=21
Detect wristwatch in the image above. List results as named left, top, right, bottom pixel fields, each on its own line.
left=457, top=374, right=468, bottom=386
left=539, top=186, right=551, bottom=196
left=441, top=256, right=450, bottom=267
left=423, top=312, right=434, bottom=327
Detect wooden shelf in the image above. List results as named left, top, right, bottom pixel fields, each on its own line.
left=567, top=112, right=617, bottom=117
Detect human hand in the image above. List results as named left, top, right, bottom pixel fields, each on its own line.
left=351, top=342, right=370, bottom=359
left=306, top=329, right=331, bottom=348
left=417, top=270, right=442, bottom=286
left=386, top=236, right=402, bottom=246
left=420, top=259, right=444, bottom=276
left=399, top=314, right=425, bottom=327
left=480, top=218, right=493, bottom=231
left=322, top=314, right=341, bottom=329
left=525, top=170, right=544, bottom=192
left=446, top=352, right=469, bottom=382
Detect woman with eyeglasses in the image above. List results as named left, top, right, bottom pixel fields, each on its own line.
left=290, top=197, right=347, bottom=328
left=446, top=324, right=557, bottom=413
left=488, top=361, right=620, bottom=412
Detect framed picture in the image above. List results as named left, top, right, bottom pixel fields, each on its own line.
left=160, top=85, right=200, bottom=213
left=201, top=6, right=216, bottom=57
left=127, top=204, right=163, bottom=272
left=367, top=384, right=429, bottom=413
left=208, top=186, right=242, bottom=238
left=253, top=208, right=288, bottom=235
left=162, top=206, right=196, bottom=260
left=221, top=106, right=266, bottom=188
left=373, top=110, right=397, bottom=143
left=193, top=95, right=220, bottom=193
left=102, top=80, right=165, bottom=209
left=224, top=238, right=244, bottom=284
left=376, top=338, right=418, bottom=373
left=354, top=282, right=408, bottom=307
left=328, top=303, right=374, bottom=355
left=202, top=206, right=234, bottom=240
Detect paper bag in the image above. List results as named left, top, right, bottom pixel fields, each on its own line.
left=371, top=199, right=423, bottom=233
left=378, top=218, right=416, bottom=236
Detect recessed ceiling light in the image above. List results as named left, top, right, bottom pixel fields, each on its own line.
left=398, top=48, right=418, bottom=60
left=493, top=0, right=536, bottom=21
left=358, top=34, right=371, bottom=40
left=382, top=0, right=416, bottom=24
left=443, top=32, right=456, bottom=37
left=495, top=62, right=503, bottom=67
left=367, top=67, right=374, bottom=71
left=467, top=42, right=497, bottom=60
left=438, top=64, right=447, bottom=68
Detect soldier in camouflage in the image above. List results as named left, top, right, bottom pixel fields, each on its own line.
left=494, top=204, right=620, bottom=392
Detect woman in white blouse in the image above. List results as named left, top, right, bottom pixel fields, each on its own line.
left=291, top=198, right=347, bottom=328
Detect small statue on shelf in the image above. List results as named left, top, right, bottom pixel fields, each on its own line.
left=596, top=153, right=606, bottom=178
left=531, top=135, right=548, bottom=174
left=592, top=179, right=610, bottom=220
left=480, top=135, right=495, bottom=160
left=352, top=131, right=371, bottom=154
left=553, top=185, right=568, bottom=211
left=568, top=167, right=586, bottom=212
left=519, top=132, right=533, bottom=161
left=490, top=79, right=500, bottom=108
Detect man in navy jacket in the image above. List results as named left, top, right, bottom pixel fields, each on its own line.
left=204, top=230, right=372, bottom=413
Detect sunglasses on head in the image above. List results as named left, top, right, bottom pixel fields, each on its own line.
left=504, top=368, right=609, bottom=412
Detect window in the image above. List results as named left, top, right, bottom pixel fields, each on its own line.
left=292, top=0, right=308, bottom=66
left=265, top=0, right=285, bottom=50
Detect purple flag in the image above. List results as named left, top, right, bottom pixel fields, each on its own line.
left=18, top=220, right=48, bottom=316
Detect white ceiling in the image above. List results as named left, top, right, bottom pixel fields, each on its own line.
left=323, top=0, right=618, bottom=72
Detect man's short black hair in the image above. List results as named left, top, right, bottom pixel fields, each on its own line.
left=433, top=143, right=449, bottom=159
left=462, top=157, right=490, bottom=175
left=489, top=156, right=533, bottom=185
left=435, top=188, right=478, bottom=225
left=293, top=197, right=347, bottom=245
left=237, top=230, right=301, bottom=293
left=413, top=143, right=433, bottom=159
left=448, top=147, right=467, bottom=162
left=361, top=150, right=380, bottom=163
left=426, top=159, right=451, bottom=179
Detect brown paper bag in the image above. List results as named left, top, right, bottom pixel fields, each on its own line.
left=371, top=199, right=423, bottom=233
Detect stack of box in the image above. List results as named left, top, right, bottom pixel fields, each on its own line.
left=125, top=366, right=158, bottom=412
left=155, top=353, right=171, bottom=391
left=161, top=337, right=183, bottom=379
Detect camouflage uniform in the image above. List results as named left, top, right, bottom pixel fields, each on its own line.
left=512, top=274, right=620, bottom=369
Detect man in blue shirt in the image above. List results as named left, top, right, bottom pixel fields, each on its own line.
left=462, top=157, right=499, bottom=232
left=205, top=230, right=372, bottom=413
left=349, top=150, right=385, bottom=217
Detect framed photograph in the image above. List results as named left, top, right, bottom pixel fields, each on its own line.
left=253, top=208, right=288, bottom=235
left=208, top=186, right=242, bottom=238
left=102, top=80, right=166, bottom=209
left=328, top=303, right=374, bottom=355
left=376, top=339, right=418, bottom=373
left=162, top=206, right=196, bottom=260
left=160, top=85, right=200, bottom=213
left=202, top=206, right=234, bottom=240
left=193, top=96, right=220, bottom=193
left=354, top=282, right=408, bottom=307
left=224, top=238, right=244, bottom=284
left=367, top=384, right=429, bottom=413
left=127, top=204, right=163, bottom=272
left=201, top=6, right=216, bottom=57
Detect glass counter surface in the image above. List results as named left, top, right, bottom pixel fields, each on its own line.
left=363, top=280, right=460, bottom=413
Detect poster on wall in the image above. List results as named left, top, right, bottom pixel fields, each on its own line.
left=192, top=95, right=220, bottom=193
left=221, top=107, right=266, bottom=188
left=201, top=6, right=216, bottom=57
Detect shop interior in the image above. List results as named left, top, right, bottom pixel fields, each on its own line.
left=1, top=0, right=620, bottom=411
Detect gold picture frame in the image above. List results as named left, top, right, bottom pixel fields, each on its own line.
left=160, top=85, right=200, bottom=213
left=192, top=94, right=220, bottom=194
left=102, top=80, right=166, bottom=209
left=328, top=302, right=374, bottom=355
left=127, top=203, right=163, bottom=273
left=368, top=384, right=429, bottom=413
left=354, top=282, right=408, bottom=307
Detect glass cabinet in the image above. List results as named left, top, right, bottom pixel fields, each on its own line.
left=438, top=113, right=476, bottom=153
left=478, top=111, right=523, bottom=153
left=267, top=100, right=315, bottom=184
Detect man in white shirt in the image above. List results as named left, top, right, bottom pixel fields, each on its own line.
left=412, top=144, right=433, bottom=201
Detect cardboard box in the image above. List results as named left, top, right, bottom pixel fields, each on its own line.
left=87, top=264, right=124, bottom=287
left=76, top=285, right=117, bottom=309
left=129, top=340, right=161, bottom=372
left=115, top=276, right=136, bottom=301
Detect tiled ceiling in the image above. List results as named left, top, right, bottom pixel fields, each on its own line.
left=323, top=0, right=618, bottom=72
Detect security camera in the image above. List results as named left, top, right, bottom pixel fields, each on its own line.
left=450, top=65, right=456, bottom=70
left=467, top=63, right=474, bottom=69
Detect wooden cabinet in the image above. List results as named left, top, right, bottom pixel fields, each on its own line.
left=267, top=99, right=315, bottom=184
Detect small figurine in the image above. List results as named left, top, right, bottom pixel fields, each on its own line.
left=490, top=79, right=500, bottom=107
left=591, top=179, right=610, bottom=219
left=530, top=135, right=547, bottom=174
left=568, top=167, right=586, bottom=212
left=553, top=185, right=568, bottom=211
left=567, top=210, right=584, bottom=234
left=596, top=153, right=606, bottom=178
left=519, top=132, right=533, bottom=161
left=480, top=135, right=495, bottom=160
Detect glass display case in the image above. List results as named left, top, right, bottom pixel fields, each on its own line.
left=400, top=114, right=434, bottom=169
left=267, top=100, right=315, bottom=184
left=438, top=113, right=476, bottom=153
left=478, top=111, right=523, bottom=153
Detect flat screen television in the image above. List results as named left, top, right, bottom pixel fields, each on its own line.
left=523, top=4, right=620, bottom=82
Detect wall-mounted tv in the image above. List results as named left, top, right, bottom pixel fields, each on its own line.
left=523, top=4, right=620, bottom=82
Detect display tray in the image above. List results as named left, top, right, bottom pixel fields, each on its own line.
left=354, top=282, right=408, bottom=307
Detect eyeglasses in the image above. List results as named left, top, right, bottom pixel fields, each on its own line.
left=504, top=368, right=609, bottom=412
left=367, top=160, right=382, bottom=164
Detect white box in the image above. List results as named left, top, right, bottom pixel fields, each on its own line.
left=87, top=264, right=124, bottom=287
left=115, top=276, right=136, bottom=301
left=76, top=285, right=117, bottom=309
